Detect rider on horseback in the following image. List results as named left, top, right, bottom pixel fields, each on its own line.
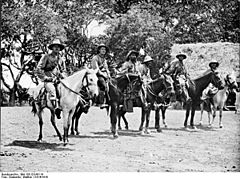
left=35, top=39, right=67, bottom=119
left=91, top=43, right=110, bottom=109
left=201, top=60, right=220, bottom=101
left=164, top=53, right=191, bottom=103
left=137, top=55, right=153, bottom=97
left=117, top=50, right=140, bottom=75
left=117, top=50, right=148, bottom=111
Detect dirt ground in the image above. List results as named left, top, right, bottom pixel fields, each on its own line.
left=1, top=106, right=240, bottom=172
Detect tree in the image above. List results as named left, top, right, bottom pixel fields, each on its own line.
left=1, top=0, right=66, bottom=106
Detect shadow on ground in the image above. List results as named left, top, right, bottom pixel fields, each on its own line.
left=92, top=129, right=154, bottom=138
left=5, top=140, right=74, bottom=151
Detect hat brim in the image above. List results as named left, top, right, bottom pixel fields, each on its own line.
left=48, top=43, right=65, bottom=51
left=143, top=59, right=153, bottom=63
left=97, top=45, right=109, bottom=53
left=126, top=51, right=139, bottom=60
left=176, top=54, right=187, bottom=59
left=209, top=62, right=219, bottom=67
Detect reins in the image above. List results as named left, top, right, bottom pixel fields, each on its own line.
left=51, top=72, right=89, bottom=103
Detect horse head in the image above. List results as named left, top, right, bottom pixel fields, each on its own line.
left=211, top=72, right=225, bottom=90
left=83, top=69, right=99, bottom=98
left=117, top=73, right=142, bottom=91
left=161, top=74, right=175, bottom=98
left=225, top=73, right=238, bottom=90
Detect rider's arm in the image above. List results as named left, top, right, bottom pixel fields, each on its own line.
left=35, top=54, right=49, bottom=81
left=118, top=62, right=130, bottom=75
left=58, top=58, right=68, bottom=78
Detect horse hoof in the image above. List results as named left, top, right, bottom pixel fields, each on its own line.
left=76, top=131, right=80, bottom=135
left=70, top=131, right=75, bottom=135
left=191, top=126, right=197, bottom=130
left=164, top=124, right=168, bottom=128
left=125, top=126, right=129, bottom=130
left=140, top=130, right=144, bottom=135
left=118, top=127, right=122, bottom=130
left=157, top=128, right=162, bottom=133
left=199, top=122, right=202, bottom=126
left=113, top=134, right=118, bottom=138
left=59, top=137, right=63, bottom=141
left=219, top=125, right=223, bottom=128
left=208, top=125, right=212, bottom=128
left=145, top=129, right=151, bottom=134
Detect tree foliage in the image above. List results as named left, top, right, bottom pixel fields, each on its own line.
left=1, top=0, right=239, bottom=106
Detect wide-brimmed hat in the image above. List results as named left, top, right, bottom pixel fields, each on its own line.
left=143, top=55, right=153, bottom=63
left=126, top=50, right=139, bottom=60
left=48, top=39, right=65, bottom=51
left=176, top=53, right=187, bottom=59
left=209, top=60, right=219, bottom=67
left=97, top=43, right=109, bottom=53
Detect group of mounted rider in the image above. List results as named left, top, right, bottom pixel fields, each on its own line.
left=35, top=39, right=223, bottom=120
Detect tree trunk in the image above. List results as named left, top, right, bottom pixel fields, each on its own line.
left=8, top=86, right=17, bottom=106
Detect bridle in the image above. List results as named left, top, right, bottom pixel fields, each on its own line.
left=225, top=74, right=237, bottom=89
left=211, top=72, right=223, bottom=89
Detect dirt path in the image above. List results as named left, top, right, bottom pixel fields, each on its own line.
left=1, top=106, right=239, bottom=172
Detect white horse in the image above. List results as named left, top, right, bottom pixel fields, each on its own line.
left=200, top=73, right=238, bottom=128
left=30, top=68, right=99, bottom=144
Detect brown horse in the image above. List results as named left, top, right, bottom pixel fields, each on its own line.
left=184, top=71, right=224, bottom=129
left=118, top=74, right=175, bottom=134
left=108, top=73, right=144, bottom=138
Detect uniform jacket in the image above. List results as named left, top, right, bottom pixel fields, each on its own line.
left=36, top=53, right=66, bottom=81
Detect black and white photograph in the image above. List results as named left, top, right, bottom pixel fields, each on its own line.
left=1, top=0, right=240, bottom=177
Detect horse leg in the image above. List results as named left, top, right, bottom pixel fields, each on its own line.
left=154, top=107, right=161, bottom=131
left=74, top=111, right=82, bottom=135
left=219, top=107, right=223, bottom=128
left=122, top=112, right=129, bottom=130
left=190, top=103, right=197, bottom=129
left=71, top=104, right=82, bottom=135
left=62, top=109, right=72, bottom=144
left=50, top=110, right=62, bottom=141
left=110, top=103, right=118, bottom=138
left=184, top=103, right=191, bottom=128
left=199, top=102, right=204, bottom=125
left=209, top=106, right=216, bottom=127
left=37, top=112, right=43, bottom=142
left=207, top=109, right=212, bottom=128
left=144, top=109, right=151, bottom=134
left=139, top=107, right=145, bottom=134
left=117, top=110, right=122, bottom=130
left=162, top=106, right=168, bottom=128
left=155, top=106, right=163, bottom=132
left=71, top=115, right=75, bottom=135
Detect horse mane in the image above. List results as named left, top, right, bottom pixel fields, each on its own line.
left=62, top=68, right=89, bottom=84
left=193, top=71, right=213, bottom=82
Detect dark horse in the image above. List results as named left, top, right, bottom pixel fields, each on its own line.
left=118, top=74, right=175, bottom=134
left=184, top=71, right=224, bottom=129
left=70, top=73, right=144, bottom=138
left=108, top=73, right=144, bottom=138
left=70, top=73, right=107, bottom=136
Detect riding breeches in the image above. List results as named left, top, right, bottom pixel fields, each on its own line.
left=44, top=82, right=57, bottom=99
